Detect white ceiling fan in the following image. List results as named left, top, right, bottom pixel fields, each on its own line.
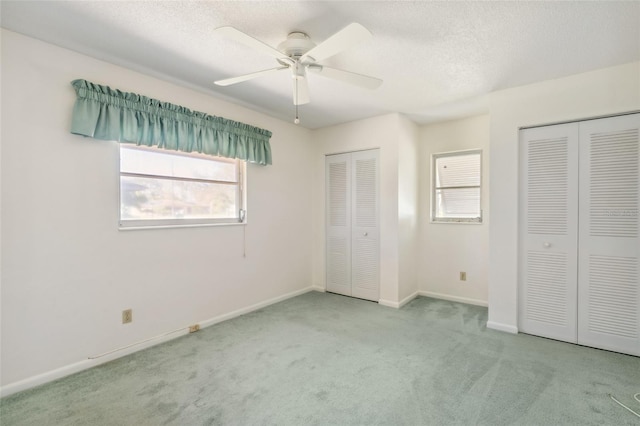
left=213, top=23, right=383, bottom=109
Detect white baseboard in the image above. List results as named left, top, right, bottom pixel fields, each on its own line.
left=418, top=291, right=488, bottom=307
left=0, top=285, right=319, bottom=398
left=378, top=292, right=418, bottom=309
left=0, top=328, right=188, bottom=398
left=198, top=285, right=319, bottom=329
left=486, top=321, right=519, bottom=334
left=398, top=291, right=418, bottom=308
left=378, top=298, right=399, bottom=308
left=0, top=359, right=95, bottom=400
left=418, top=292, right=518, bottom=334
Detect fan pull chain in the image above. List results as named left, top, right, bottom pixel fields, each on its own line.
left=294, top=75, right=300, bottom=124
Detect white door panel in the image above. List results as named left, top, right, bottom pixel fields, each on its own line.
left=578, top=114, right=640, bottom=356
left=351, top=150, right=380, bottom=301
left=519, top=123, right=579, bottom=343
left=326, top=154, right=351, bottom=296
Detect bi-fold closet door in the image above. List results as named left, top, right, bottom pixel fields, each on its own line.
left=519, top=113, right=640, bottom=356
left=325, top=149, right=380, bottom=302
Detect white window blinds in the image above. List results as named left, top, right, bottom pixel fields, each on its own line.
left=432, top=150, right=482, bottom=223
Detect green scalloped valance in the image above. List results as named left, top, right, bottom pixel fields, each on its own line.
left=70, top=79, right=272, bottom=165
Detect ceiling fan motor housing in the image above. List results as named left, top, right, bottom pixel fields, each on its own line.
left=278, top=32, right=316, bottom=60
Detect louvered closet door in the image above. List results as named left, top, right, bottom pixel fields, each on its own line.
left=326, top=153, right=352, bottom=296
left=578, top=114, right=640, bottom=356
left=350, top=149, right=380, bottom=301
left=519, top=124, right=580, bottom=343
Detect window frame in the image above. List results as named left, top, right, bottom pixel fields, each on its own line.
left=118, top=145, right=246, bottom=230
left=431, top=149, right=482, bottom=224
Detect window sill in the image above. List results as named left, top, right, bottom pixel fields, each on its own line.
left=119, top=222, right=247, bottom=231
left=430, top=220, right=483, bottom=225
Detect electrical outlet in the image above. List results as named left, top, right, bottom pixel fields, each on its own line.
left=189, top=324, right=200, bottom=333
left=122, top=309, right=132, bottom=324
left=460, top=272, right=467, bottom=281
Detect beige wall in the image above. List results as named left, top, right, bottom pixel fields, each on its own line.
left=397, top=115, right=419, bottom=303
left=311, top=113, right=420, bottom=306
left=1, top=29, right=314, bottom=389
left=418, top=115, right=490, bottom=305
left=311, top=114, right=401, bottom=304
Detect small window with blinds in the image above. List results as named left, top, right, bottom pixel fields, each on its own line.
left=432, top=150, right=482, bottom=223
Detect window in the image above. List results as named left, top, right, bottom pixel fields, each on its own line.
left=432, top=150, right=482, bottom=223
left=119, top=145, right=245, bottom=228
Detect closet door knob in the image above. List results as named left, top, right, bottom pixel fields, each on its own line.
left=363, top=232, right=368, bottom=236
left=543, top=242, right=551, bottom=248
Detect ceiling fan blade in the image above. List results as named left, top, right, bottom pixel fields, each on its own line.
left=300, top=23, right=371, bottom=63
left=293, top=76, right=310, bottom=105
left=215, top=26, right=287, bottom=60
left=308, top=65, right=382, bottom=90
left=214, top=67, right=287, bottom=86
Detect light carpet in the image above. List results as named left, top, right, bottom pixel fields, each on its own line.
left=1, top=292, right=639, bottom=425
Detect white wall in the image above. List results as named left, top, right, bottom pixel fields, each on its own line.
left=397, top=115, right=419, bottom=303
left=311, top=114, right=400, bottom=304
left=5, top=27, right=637, bottom=396
left=0, top=30, right=314, bottom=389
left=488, top=61, right=640, bottom=332
left=418, top=115, right=490, bottom=306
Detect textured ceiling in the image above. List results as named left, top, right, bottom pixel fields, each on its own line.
left=2, top=1, right=639, bottom=128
